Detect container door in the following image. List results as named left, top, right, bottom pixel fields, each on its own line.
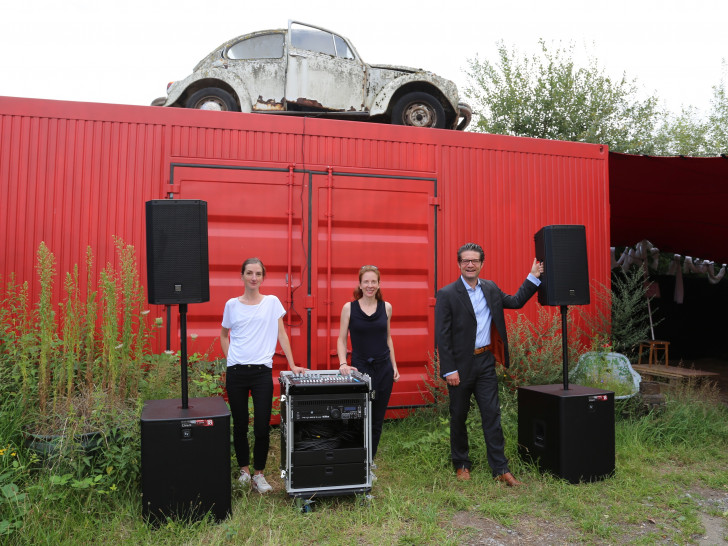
left=309, top=171, right=437, bottom=410
left=169, top=166, right=307, bottom=370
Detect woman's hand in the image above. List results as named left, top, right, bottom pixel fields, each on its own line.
left=289, top=364, right=307, bottom=375
left=393, top=366, right=400, bottom=382
left=339, top=364, right=358, bottom=375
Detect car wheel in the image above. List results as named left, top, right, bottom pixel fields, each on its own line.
left=391, top=92, right=446, bottom=129
left=185, top=88, right=239, bottom=111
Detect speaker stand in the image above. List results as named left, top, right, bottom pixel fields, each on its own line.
left=179, top=303, right=189, bottom=409
left=560, top=305, right=569, bottom=390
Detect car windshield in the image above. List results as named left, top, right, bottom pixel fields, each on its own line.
left=290, top=24, right=354, bottom=60
left=227, top=33, right=284, bottom=59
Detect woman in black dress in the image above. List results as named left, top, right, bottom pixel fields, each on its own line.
left=337, top=265, right=399, bottom=461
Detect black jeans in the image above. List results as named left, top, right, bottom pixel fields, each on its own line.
left=354, top=357, right=394, bottom=459
left=447, top=351, right=509, bottom=476
left=226, top=364, right=273, bottom=471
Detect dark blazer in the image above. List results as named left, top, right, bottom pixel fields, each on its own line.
left=435, top=276, right=538, bottom=376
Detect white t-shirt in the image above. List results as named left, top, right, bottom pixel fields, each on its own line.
left=221, top=295, right=286, bottom=368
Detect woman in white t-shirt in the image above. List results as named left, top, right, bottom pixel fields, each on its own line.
left=221, top=257, right=306, bottom=494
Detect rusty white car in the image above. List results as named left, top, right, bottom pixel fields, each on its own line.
left=152, top=21, right=471, bottom=130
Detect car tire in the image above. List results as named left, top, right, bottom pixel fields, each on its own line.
left=185, top=88, right=239, bottom=111
left=391, top=92, right=446, bottom=129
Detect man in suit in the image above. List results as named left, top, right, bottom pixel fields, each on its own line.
left=435, top=242, right=543, bottom=485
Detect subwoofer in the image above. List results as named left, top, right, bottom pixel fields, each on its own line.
left=534, top=225, right=589, bottom=306
left=145, top=200, right=209, bottom=305
left=141, top=397, right=231, bottom=522
left=518, top=384, right=615, bottom=483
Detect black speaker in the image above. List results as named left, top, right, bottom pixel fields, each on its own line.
left=141, top=397, right=231, bottom=522
left=518, top=384, right=615, bottom=484
left=145, top=200, right=209, bottom=305
left=534, top=225, right=590, bottom=306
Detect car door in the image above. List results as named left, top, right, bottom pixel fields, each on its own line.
left=285, top=22, right=367, bottom=112
left=224, top=31, right=287, bottom=111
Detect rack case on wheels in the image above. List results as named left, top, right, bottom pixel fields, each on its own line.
left=279, top=370, right=372, bottom=499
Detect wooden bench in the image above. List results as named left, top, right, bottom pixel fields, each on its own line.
left=632, top=364, right=719, bottom=387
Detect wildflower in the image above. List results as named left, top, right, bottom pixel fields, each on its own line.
left=0, top=448, right=6, bottom=456
left=190, top=333, right=198, bottom=340
left=116, top=343, right=124, bottom=350
left=164, top=350, right=175, bottom=355
left=155, top=317, right=164, bottom=326
left=140, top=310, right=150, bottom=315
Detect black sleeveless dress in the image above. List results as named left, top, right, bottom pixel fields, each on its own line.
left=348, top=299, right=394, bottom=459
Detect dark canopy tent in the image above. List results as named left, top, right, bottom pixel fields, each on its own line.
left=609, top=152, right=728, bottom=263
left=609, top=152, right=728, bottom=359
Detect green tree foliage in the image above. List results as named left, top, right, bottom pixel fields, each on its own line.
left=652, top=106, right=711, bottom=156
left=465, top=40, right=662, bottom=153
left=653, top=67, right=728, bottom=156
left=707, top=66, right=728, bottom=153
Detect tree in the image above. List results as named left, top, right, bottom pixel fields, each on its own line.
left=465, top=40, right=663, bottom=154
left=652, top=64, right=728, bottom=156
left=652, top=106, right=711, bottom=156
left=707, top=64, right=728, bottom=154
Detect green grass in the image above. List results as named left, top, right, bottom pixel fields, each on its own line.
left=3, top=382, right=728, bottom=545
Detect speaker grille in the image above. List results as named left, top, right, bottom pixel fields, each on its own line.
left=534, top=225, right=590, bottom=306
left=145, top=200, right=209, bottom=304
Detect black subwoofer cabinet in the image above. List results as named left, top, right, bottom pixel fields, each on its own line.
left=518, top=384, right=615, bottom=484
left=141, top=397, right=231, bottom=522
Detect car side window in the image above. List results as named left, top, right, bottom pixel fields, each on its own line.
left=291, top=26, right=336, bottom=56
left=290, top=24, right=354, bottom=60
left=227, top=34, right=284, bottom=60
left=333, top=35, right=354, bottom=60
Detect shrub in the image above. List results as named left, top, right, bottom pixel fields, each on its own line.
left=501, top=306, right=584, bottom=389
left=578, top=266, right=654, bottom=358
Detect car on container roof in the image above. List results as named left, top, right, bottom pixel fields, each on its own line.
left=152, top=21, right=471, bottom=130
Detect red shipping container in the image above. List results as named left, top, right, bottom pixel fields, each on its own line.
left=0, top=96, right=610, bottom=412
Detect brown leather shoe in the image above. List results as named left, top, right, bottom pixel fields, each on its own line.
left=495, top=472, right=524, bottom=487
left=456, top=468, right=471, bottom=481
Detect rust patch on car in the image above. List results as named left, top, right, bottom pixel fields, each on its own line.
left=293, top=97, right=326, bottom=110
left=256, top=96, right=285, bottom=111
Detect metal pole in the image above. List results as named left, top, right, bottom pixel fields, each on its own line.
left=561, top=305, right=569, bottom=390
left=179, top=303, right=189, bottom=409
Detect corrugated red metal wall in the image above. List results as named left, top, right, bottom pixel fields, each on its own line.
left=0, top=96, right=610, bottom=410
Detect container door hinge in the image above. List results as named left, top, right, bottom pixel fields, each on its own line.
left=429, top=196, right=441, bottom=208
left=167, top=184, right=181, bottom=195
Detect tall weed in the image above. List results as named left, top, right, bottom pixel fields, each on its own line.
left=503, top=307, right=584, bottom=389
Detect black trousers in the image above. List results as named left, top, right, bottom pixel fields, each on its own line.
left=354, top=358, right=394, bottom=459
left=226, top=364, right=273, bottom=471
left=447, top=351, right=509, bottom=476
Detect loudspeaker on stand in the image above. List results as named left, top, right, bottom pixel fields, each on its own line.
left=145, top=200, right=210, bottom=305
left=534, top=225, right=589, bottom=306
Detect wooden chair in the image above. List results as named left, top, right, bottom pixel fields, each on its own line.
left=637, top=340, right=670, bottom=366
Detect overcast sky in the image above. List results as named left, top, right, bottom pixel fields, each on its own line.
left=1, top=0, right=725, bottom=115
